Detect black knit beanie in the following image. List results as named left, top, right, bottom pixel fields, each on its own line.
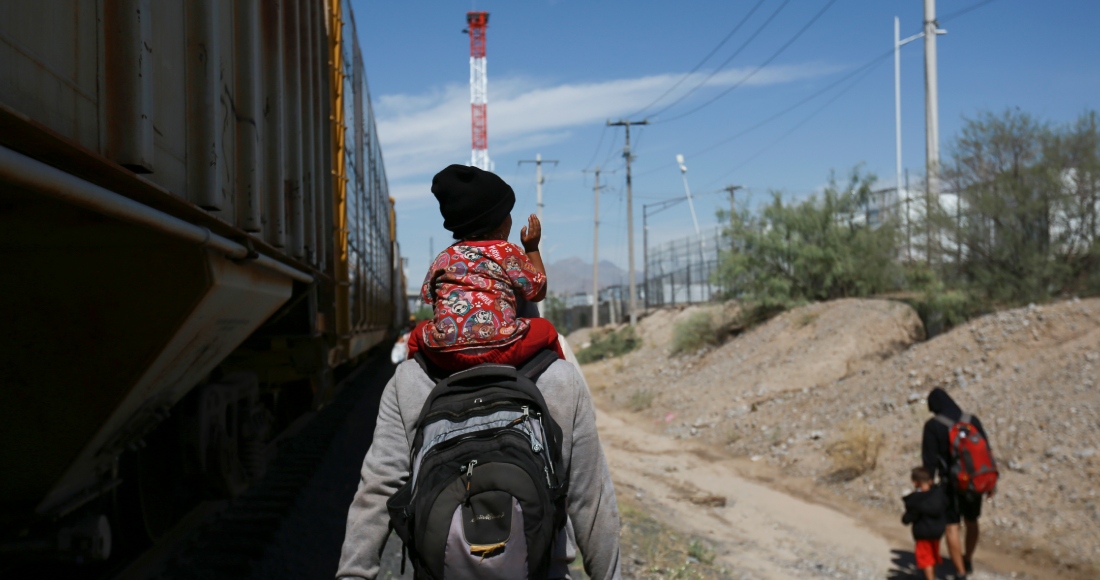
left=431, top=164, right=515, bottom=239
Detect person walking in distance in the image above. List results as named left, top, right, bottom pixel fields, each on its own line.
left=923, top=388, right=999, bottom=579
left=902, top=467, right=948, bottom=580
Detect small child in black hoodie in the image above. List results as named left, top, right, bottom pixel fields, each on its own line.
left=903, top=467, right=950, bottom=580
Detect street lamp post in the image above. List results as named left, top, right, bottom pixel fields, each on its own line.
left=895, top=13, right=945, bottom=261
left=895, top=17, right=923, bottom=228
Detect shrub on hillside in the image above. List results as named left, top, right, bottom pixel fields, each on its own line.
left=715, top=167, right=903, bottom=307
left=627, top=388, right=655, bottom=412
left=576, top=326, right=641, bottom=364
left=669, top=311, right=723, bottom=355
left=901, top=264, right=986, bottom=337
left=826, top=419, right=884, bottom=481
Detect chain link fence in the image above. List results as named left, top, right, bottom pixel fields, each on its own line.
left=643, top=226, right=732, bottom=307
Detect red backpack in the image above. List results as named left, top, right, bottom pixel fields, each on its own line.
left=935, top=413, right=999, bottom=494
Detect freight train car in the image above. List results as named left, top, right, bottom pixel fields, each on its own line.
left=0, top=0, right=403, bottom=562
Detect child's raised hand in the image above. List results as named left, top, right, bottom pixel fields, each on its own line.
left=520, top=214, right=541, bottom=252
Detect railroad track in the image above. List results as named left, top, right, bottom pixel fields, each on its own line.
left=113, top=352, right=395, bottom=580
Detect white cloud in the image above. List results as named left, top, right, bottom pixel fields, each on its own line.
left=375, top=63, right=841, bottom=197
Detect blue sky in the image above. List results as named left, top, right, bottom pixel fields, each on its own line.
left=349, top=0, right=1100, bottom=292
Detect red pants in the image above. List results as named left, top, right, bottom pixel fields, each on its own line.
left=407, top=318, right=564, bottom=372
left=914, top=538, right=942, bottom=570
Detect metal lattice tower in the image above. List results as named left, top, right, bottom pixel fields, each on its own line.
left=466, top=12, right=490, bottom=170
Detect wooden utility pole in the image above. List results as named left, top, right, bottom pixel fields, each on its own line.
left=606, top=119, right=648, bottom=325
left=723, top=185, right=743, bottom=232
left=518, top=154, right=559, bottom=225
left=583, top=166, right=609, bottom=329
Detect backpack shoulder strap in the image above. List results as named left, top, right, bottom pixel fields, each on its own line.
left=412, top=351, right=446, bottom=381
left=960, top=412, right=973, bottom=425
left=518, top=349, right=560, bottom=382
left=933, top=414, right=956, bottom=429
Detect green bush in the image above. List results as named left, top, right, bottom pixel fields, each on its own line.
left=899, top=264, right=986, bottom=337
left=576, top=326, right=641, bottom=364
left=715, top=167, right=903, bottom=306
left=670, top=311, right=723, bottom=355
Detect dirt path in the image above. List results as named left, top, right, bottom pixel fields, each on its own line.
left=599, top=407, right=892, bottom=579
left=596, top=405, right=1052, bottom=580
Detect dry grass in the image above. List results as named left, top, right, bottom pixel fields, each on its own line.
left=688, top=493, right=727, bottom=508
left=576, top=326, right=642, bottom=364
left=613, top=497, right=730, bottom=580
left=670, top=311, right=725, bottom=355
left=627, top=389, right=656, bottom=412
left=825, top=419, right=884, bottom=481
left=720, top=426, right=742, bottom=445
left=795, top=310, right=820, bottom=328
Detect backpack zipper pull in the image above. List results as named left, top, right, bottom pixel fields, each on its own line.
left=535, top=411, right=555, bottom=475
left=463, top=459, right=478, bottom=505
left=520, top=406, right=542, bottom=453
left=465, top=459, right=478, bottom=482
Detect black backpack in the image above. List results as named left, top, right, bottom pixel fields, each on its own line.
left=387, top=350, right=569, bottom=580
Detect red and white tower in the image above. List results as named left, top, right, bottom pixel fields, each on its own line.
left=466, top=12, right=490, bottom=170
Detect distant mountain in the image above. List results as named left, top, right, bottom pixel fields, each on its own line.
left=546, top=257, right=639, bottom=295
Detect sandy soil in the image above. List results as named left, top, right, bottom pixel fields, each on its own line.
left=600, top=407, right=891, bottom=579
left=578, top=298, right=1100, bottom=579
left=596, top=400, right=1062, bottom=579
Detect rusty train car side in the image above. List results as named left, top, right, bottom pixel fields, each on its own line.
left=0, top=0, right=402, bottom=561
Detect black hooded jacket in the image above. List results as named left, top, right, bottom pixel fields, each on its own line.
left=902, top=484, right=948, bottom=540
left=922, top=388, right=990, bottom=480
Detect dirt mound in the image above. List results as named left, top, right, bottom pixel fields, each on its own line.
left=581, top=298, right=1100, bottom=577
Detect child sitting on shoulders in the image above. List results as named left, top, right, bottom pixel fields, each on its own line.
left=407, top=164, right=564, bottom=371
left=903, top=466, right=951, bottom=580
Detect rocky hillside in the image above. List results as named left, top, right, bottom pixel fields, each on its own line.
left=576, top=298, right=1100, bottom=577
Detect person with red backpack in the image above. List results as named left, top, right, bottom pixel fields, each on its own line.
left=923, top=388, right=999, bottom=580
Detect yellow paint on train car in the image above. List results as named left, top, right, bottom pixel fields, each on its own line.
left=330, top=0, right=351, bottom=366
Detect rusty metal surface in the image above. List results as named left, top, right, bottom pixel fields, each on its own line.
left=0, top=144, right=311, bottom=283
left=283, top=0, right=305, bottom=260
left=103, top=0, right=155, bottom=173
left=0, top=103, right=325, bottom=284
left=0, top=0, right=399, bottom=525
left=184, top=0, right=219, bottom=210
left=260, top=0, right=287, bottom=249
left=38, top=247, right=293, bottom=514
left=234, top=0, right=263, bottom=232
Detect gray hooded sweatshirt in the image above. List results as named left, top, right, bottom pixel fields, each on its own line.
left=336, top=359, right=622, bottom=580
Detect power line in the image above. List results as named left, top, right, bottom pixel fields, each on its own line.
left=628, top=0, right=769, bottom=118
left=941, top=0, right=1001, bottom=23
left=704, top=52, right=889, bottom=189
left=653, top=0, right=840, bottom=124
left=632, top=126, right=646, bottom=157
left=599, top=128, right=622, bottom=169
left=625, top=0, right=999, bottom=182
left=646, top=0, right=792, bottom=120
left=692, top=50, right=891, bottom=157
left=582, top=124, right=608, bottom=171
left=635, top=47, right=893, bottom=179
